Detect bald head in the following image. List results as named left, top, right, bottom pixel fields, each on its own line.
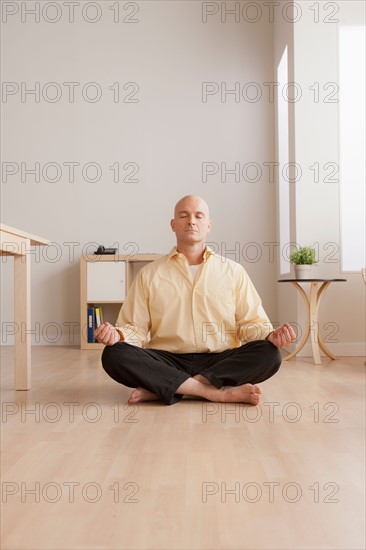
left=170, top=195, right=212, bottom=249
left=173, top=195, right=210, bottom=218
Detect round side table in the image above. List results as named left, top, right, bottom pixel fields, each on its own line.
left=278, top=279, right=347, bottom=365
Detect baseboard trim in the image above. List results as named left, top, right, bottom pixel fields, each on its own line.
left=1, top=342, right=366, bottom=357
left=284, top=342, right=366, bottom=358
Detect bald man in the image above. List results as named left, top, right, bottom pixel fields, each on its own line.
left=95, top=195, right=296, bottom=405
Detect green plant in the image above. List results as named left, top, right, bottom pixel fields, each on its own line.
left=290, top=246, right=317, bottom=265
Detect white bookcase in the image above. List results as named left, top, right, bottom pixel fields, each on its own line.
left=80, top=253, right=162, bottom=350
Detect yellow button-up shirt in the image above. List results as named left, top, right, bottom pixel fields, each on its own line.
left=115, top=246, right=273, bottom=353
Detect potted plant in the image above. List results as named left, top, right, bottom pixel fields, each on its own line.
left=290, top=246, right=317, bottom=279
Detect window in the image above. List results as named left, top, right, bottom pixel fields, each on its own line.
left=339, top=25, right=366, bottom=271
left=277, top=46, right=291, bottom=274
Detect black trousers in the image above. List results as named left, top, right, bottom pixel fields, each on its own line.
left=101, top=340, right=282, bottom=405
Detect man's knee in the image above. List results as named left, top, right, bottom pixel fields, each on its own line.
left=101, top=344, right=117, bottom=376
left=243, top=339, right=282, bottom=374
left=101, top=342, right=138, bottom=386
left=101, top=342, right=127, bottom=374
left=264, top=340, right=282, bottom=373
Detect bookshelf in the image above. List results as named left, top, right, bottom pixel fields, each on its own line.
left=80, top=253, right=162, bottom=350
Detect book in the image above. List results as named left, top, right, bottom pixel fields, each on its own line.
left=87, top=307, right=96, bottom=343
left=95, top=306, right=104, bottom=327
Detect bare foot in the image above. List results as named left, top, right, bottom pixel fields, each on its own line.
left=217, top=383, right=262, bottom=405
left=128, top=387, right=161, bottom=404
left=193, top=374, right=211, bottom=384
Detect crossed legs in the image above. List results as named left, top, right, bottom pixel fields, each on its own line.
left=128, top=377, right=263, bottom=405
left=101, top=340, right=281, bottom=406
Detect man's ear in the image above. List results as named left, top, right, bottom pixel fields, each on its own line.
left=170, top=219, right=175, bottom=232
left=207, top=221, right=213, bottom=233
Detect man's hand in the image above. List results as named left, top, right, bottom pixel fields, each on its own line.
left=267, top=323, right=297, bottom=348
left=94, top=322, right=121, bottom=346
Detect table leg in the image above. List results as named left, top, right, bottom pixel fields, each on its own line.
left=14, top=248, right=31, bottom=390
left=284, top=282, right=310, bottom=361
left=310, top=282, right=322, bottom=365
left=318, top=336, right=337, bottom=360
left=283, top=279, right=338, bottom=365
left=316, top=282, right=336, bottom=360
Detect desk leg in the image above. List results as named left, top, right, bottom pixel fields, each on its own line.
left=14, top=250, right=31, bottom=390
left=310, top=282, right=322, bottom=365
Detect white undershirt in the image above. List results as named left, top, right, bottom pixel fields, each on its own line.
left=189, top=263, right=201, bottom=281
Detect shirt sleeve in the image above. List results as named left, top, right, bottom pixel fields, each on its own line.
left=235, top=267, right=273, bottom=342
left=114, top=269, right=151, bottom=347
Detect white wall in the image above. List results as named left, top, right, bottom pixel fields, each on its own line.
left=274, top=0, right=366, bottom=356
left=1, top=1, right=277, bottom=346
left=273, top=2, right=297, bottom=335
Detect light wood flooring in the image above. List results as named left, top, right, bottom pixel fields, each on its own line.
left=1, top=346, right=365, bottom=550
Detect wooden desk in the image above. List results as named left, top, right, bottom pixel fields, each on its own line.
left=0, top=224, right=49, bottom=390
left=278, top=279, right=347, bottom=365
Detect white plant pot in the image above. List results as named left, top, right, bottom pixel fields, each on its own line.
left=294, top=265, right=313, bottom=279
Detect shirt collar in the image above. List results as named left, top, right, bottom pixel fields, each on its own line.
left=168, top=245, right=215, bottom=263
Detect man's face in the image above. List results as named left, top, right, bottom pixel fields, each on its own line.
left=170, top=196, right=212, bottom=246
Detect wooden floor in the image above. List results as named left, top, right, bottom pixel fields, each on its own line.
left=1, top=346, right=365, bottom=550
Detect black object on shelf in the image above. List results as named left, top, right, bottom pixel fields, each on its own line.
left=94, top=245, right=117, bottom=255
